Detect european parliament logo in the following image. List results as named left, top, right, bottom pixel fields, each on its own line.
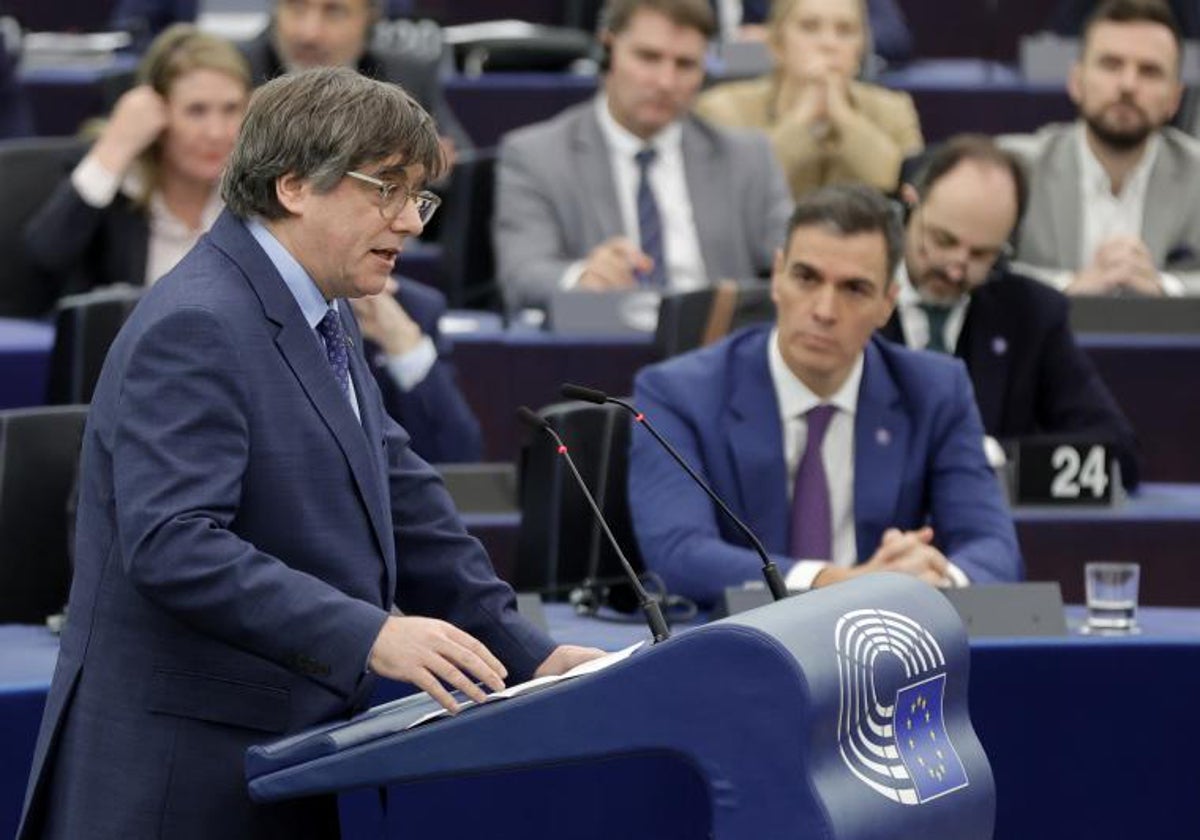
left=834, top=609, right=969, bottom=805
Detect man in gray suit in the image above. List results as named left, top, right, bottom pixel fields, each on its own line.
left=493, top=0, right=792, bottom=311
left=1001, top=0, right=1200, bottom=296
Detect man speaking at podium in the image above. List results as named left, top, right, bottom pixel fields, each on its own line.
left=18, top=68, right=599, bottom=840
left=629, top=185, right=1022, bottom=608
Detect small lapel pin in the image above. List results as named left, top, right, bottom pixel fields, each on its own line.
left=991, top=336, right=1008, bottom=356
left=875, top=427, right=891, bottom=446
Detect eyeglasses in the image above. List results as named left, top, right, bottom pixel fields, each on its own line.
left=916, top=205, right=1012, bottom=272
left=345, top=170, right=441, bottom=225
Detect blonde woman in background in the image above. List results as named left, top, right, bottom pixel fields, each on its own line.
left=695, top=0, right=922, bottom=198
left=24, top=24, right=250, bottom=298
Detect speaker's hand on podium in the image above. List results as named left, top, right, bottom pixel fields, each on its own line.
left=368, top=615, right=508, bottom=713
left=533, top=645, right=607, bottom=679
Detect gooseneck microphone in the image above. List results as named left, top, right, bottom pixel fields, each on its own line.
left=561, top=383, right=789, bottom=602
left=516, top=406, right=671, bottom=643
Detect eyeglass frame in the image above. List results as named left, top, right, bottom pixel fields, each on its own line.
left=344, top=170, right=441, bottom=225
left=914, top=203, right=1014, bottom=276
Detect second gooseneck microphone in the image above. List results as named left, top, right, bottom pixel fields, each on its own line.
left=516, top=406, right=671, bottom=643
left=561, top=383, right=789, bottom=603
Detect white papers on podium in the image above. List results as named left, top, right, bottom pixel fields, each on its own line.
left=405, top=642, right=643, bottom=730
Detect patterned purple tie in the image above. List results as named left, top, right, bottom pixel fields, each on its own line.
left=315, top=308, right=351, bottom=399
left=789, top=404, right=837, bottom=560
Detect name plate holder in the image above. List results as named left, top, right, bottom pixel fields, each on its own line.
left=1009, top=438, right=1123, bottom=507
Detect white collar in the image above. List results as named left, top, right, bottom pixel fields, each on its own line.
left=594, top=93, right=684, bottom=160
left=768, top=327, right=862, bottom=420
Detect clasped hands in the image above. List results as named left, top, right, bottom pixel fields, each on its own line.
left=1069, top=235, right=1164, bottom=297
left=813, top=526, right=952, bottom=588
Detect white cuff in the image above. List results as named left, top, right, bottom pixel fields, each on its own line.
left=944, top=562, right=970, bottom=588
left=382, top=335, right=437, bottom=392
left=71, top=153, right=122, bottom=208
left=1158, top=272, right=1186, bottom=297
left=785, top=560, right=829, bottom=591
left=560, top=260, right=586, bottom=291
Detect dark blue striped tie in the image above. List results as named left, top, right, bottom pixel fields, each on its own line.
left=634, top=147, right=667, bottom=288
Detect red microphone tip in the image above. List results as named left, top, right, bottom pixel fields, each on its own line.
left=557, top=445, right=567, bottom=454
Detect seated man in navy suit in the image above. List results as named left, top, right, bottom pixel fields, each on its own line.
left=628, top=184, right=1021, bottom=608
left=881, top=134, right=1141, bottom=488
left=19, top=68, right=599, bottom=840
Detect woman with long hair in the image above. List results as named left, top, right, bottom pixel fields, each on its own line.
left=25, top=24, right=250, bottom=296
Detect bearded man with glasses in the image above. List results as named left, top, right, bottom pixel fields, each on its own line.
left=879, top=133, right=1142, bottom=489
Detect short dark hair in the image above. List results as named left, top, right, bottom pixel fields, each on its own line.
left=909, top=134, right=1029, bottom=229
left=601, top=0, right=717, bottom=40
left=1082, top=0, right=1183, bottom=65
left=222, top=67, right=444, bottom=220
left=785, top=184, right=904, bottom=281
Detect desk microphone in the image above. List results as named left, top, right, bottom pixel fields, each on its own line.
left=561, top=383, right=789, bottom=602
left=516, top=406, right=670, bottom=643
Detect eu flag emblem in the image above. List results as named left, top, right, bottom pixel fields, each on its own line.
left=893, top=674, right=969, bottom=802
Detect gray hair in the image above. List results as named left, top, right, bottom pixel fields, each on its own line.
left=785, top=184, right=904, bottom=282
left=221, top=66, right=444, bottom=220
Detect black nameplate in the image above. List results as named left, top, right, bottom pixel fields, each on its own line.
left=1012, top=439, right=1117, bottom=506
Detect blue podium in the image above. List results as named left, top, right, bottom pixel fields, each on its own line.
left=247, top=575, right=994, bottom=838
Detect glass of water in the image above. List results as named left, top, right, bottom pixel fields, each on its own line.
left=1083, top=562, right=1140, bottom=634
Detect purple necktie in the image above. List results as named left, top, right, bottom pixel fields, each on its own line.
left=315, top=308, right=351, bottom=399
left=789, top=404, right=837, bottom=560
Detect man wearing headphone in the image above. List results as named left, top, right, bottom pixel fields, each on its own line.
left=493, top=0, right=792, bottom=311
left=880, top=133, right=1141, bottom=488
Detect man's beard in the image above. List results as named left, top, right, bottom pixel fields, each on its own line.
left=1084, top=101, right=1157, bottom=151
left=914, top=266, right=971, bottom=306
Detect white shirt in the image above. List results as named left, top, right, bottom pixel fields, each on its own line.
left=894, top=263, right=970, bottom=353
left=560, top=95, right=708, bottom=291
left=769, top=330, right=970, bottom=589
left=1076, top=121, right=1159, bottom=270
left=71, top=153, right=222, bottom=287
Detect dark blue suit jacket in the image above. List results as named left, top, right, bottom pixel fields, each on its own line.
left=19, top=212, right=552, bottom=839
left=628, top=326, right=1021, bottom=606
left=374, top=279, right=484, bottom=463
left=880, top=269, right=1141, bottom=489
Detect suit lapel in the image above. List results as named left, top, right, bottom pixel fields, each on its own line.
left=958, top=289, right=1009, bottom=432
left=1052, top=136, right=1083, bottom=267
left=853, top=341, right=910, bottom=560
left=573, top=108, right=624, bottom=241
left=208, top=213, right=394, bottom=565
left=681, top=119, right=727, bottom=279
left=726, top=330, right=790, bottom=553
left=342, top=303, right=397, bottom=600
left=1142, top=140, right=1181, bottom=263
